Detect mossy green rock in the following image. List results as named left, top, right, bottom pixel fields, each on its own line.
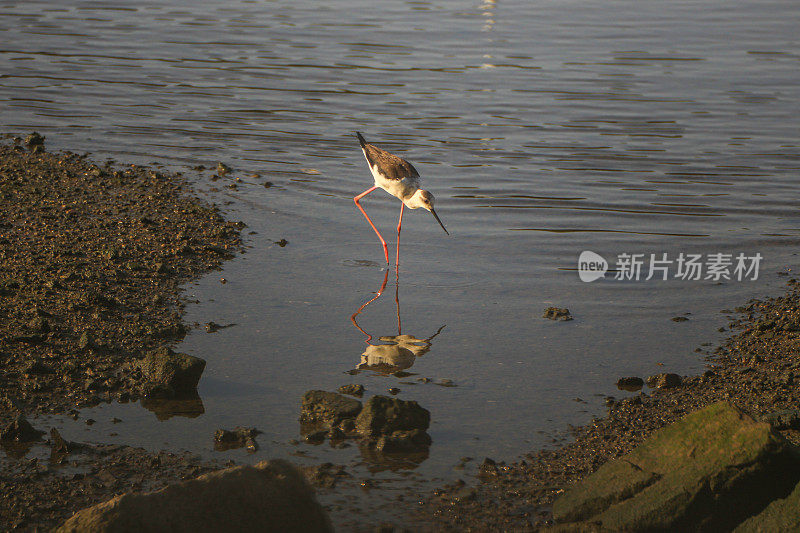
left=553, top=402, right=800, bottom=531
left=734, top=480, right=800, bottom=532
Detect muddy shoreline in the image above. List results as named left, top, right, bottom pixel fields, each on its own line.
left=0, top=136, right=242, bottom=530
left=420, top=281, right=800, bottom=529
left=4, top=135, right=800, bottom=530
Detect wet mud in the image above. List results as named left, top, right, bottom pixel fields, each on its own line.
left=0, top=137, right=242, bottom=529
left=0, top=138, right=242, bottom=416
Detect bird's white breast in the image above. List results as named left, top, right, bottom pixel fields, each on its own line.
left=370, top=163, right=419, bottom=201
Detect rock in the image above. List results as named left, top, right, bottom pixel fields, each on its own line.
left=553, top=402, right=800, bottom=531
left=337, top=384, right=365, bottom=398
left=616, top=377, right=644, bottom=391
left=734, top=479, right=800, bottom=532
left=56, top=459, right=332, bottom=533
left=25, top=131, right=45, bottom=149
left=214, top=427, right=260, bottom=453
left=304, top=430, right=328, bottom=444
left=761, top=409, right=800, bottom=430
left=355, top=395, right=430, bottom=437
left=645, top=373, right=682, bottom=389
left=216, top=162, right=231, bottom=175
left=205, top=321, right=222, bottom=333
left=543, top=307, right=573, bottom=321
left=50, top=428, right=71, bottom=454
left=50, top=428, right=72, bottom=463
left=136, top=347, right=206, bottom=398
left=300, top=463, right=350, bottom=489
left=300, top=390, right=362, bottom=429
left=27, top=316, right=50, bottom=333
left=0, top=414, right=45, bottom=442
left=450, top=486, right=477, bottom=502
left=78, top=331, right=93, bottom=350
left=25, top=359, right=55, bottom=375
left=671, top=316, right=689, bottom=322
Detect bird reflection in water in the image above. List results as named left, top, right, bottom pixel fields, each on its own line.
left=351, top=270, right=445, bottom=375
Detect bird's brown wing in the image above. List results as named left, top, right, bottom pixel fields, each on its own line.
left=362, top=143, right=420, bottom=181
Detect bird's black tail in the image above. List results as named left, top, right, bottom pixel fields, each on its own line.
left=355, top=131, right=367, bottom=148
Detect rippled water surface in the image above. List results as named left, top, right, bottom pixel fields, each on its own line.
left=3, top=0, right=800, bottom=524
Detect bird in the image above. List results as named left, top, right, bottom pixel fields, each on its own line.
left=353, top=131, right=448, bottom=268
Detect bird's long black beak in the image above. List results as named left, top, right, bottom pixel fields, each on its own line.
left=431, top=208, right=449, bottom=235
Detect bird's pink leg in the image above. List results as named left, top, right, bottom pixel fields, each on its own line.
left=395, top=203, right=404, bottom=270
left=354, top=186, right=388, bottom=264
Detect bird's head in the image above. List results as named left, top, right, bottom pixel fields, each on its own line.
left=407, top=189, right=449, bottom=235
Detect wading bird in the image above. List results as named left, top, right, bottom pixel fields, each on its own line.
left=353, top=132, right=448, bottom=268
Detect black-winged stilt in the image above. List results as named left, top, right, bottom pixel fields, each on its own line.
left=353, top=131, right=448, bottom=268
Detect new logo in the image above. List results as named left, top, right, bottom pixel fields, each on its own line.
left=578, top=251, right=608, bottom=282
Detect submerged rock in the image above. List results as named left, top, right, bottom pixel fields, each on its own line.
left=553, top=402, right=800, bottom=531
left=56, top=459, right=332, bottom=533
left=337, top=384, right=365, bottom=398
left=300, top=463, right=351, bottom=489
left=616, top=377, right=644, bottom=391
left=1, top=414, right=45, bottom=443
left=543, top=307, right=573, bottom=321
left=136, top=347, right=206, bottom=398
left=214, top=427, right=260, bottom=453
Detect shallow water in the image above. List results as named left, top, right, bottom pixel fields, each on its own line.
left=3, top=0, right=800, bottom=524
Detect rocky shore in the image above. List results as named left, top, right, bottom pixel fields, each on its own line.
left=422, top=280, right=800, bottom=530
left=0, top=136, right=245, bottom=530
left=5, top=134, right=800, bottom=531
